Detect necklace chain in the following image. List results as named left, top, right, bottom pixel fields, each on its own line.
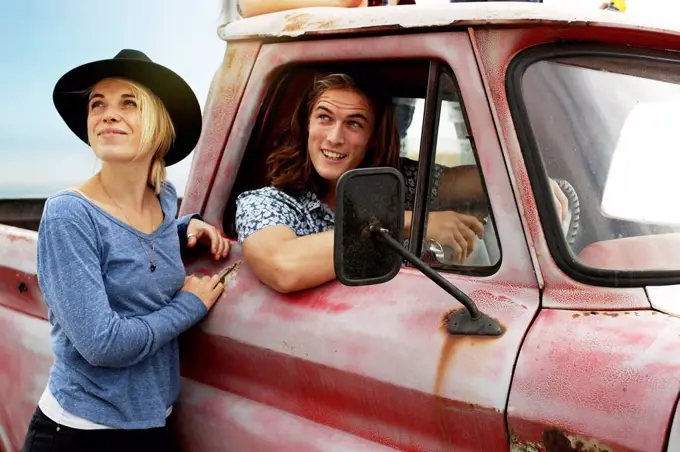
left=98, top=174, right=157, bottom=272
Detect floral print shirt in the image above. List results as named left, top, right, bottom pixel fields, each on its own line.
left=235, top=158, right=445, bottom=243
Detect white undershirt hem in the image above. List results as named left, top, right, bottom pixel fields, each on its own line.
left=38, top=385, right=172, bottom=430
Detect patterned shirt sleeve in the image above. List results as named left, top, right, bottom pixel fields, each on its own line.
left=235, top=187, right=304, bottom=243
left=401, top=158, right=447, bottom=211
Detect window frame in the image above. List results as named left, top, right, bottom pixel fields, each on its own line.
left=506, top=43, right=680, bottom=288
left=224, top=57, right=503, bottom=277
left=409, top=62, right=502, bottom=277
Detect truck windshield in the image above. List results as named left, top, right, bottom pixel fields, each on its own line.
left=519, top=54, right=680, bottom=272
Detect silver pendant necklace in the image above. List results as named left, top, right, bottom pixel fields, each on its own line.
left=99, top=174, right=157, bottom=272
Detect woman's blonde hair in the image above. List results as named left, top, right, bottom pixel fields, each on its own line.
left=89, top=77, right=176, bottom=194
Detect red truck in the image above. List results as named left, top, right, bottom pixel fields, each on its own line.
left=3, top=3, right=680, bottom=451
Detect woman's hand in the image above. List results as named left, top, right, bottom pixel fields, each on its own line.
left=187, top=219, right=231, bottom=260
left=426, top=211, right=485, bottom=263
left=181, top=274, right=224, bottom=310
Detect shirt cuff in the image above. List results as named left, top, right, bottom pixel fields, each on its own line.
left=178, top=213, right=203, bottom=252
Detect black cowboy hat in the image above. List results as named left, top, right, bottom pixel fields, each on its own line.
left=53, top=49, right=202, bottom=167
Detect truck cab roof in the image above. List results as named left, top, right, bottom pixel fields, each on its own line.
left=219, top=2, right=680, bottom=42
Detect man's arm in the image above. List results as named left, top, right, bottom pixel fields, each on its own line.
left=436, top=165, right=485, bottom=207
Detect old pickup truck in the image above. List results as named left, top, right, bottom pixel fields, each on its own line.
left=3, top=2, right=680, bottom=451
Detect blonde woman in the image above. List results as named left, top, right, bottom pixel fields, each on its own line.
left=21, top=49, right=229, bottom=452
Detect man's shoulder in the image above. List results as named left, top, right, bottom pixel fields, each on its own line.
left=236, top=186, right=305, bottom=206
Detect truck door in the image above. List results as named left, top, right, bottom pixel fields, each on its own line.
left=177, top=31, right=540, bottom=451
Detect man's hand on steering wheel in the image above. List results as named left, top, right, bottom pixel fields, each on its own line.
left=426, top=211, right=485, bottom=263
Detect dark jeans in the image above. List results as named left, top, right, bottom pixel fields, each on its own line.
left=21, top=407, right=182, bottom=452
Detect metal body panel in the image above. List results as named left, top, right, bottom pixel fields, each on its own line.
left=181, top=31, right=539, bottom=450
left=0, top=306, right=52, bottom=451
left=175, top=380, right=399, bottom=451
left=508, top=309, right=680, bottom=452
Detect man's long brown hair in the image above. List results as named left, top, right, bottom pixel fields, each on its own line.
left=266, top=72, right=402, bottom=198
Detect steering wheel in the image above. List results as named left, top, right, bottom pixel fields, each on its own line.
left=553, top=178, right=581, bottom=246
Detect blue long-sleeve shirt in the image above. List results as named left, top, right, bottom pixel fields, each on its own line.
left=37, top=181, right=207, bottom=429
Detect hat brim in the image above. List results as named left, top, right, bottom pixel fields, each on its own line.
left=53, top=58, right=202, bottom=167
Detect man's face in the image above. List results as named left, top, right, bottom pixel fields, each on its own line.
left=307, top=88, right=375, bottom=184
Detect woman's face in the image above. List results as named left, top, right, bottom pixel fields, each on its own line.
left=87, top=78, right=144, bottom=164
left=307, top=88, right=375, bottom=184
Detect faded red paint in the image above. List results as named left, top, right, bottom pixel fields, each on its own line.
left=508, top=309, right=680, bottom=452
left=175, top=379, right=399, bottom=451
left=0, top=306, right=53, bottom=451
left=180, top=236, right=537, bottom=451
left=180, top=42, right=261, bottom=215
left=0, top=227, right=47, bottom=320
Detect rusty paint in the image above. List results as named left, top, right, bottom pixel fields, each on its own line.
left=508, top=309, right=680, bottom=451
left=510, top=428, right=614, bottom=452
left=572, top=313, right=580, bottom=318
left=510, top=430, right=541, bottom=452
left=282, top=12, right=310, bottom=33
left=179, top=41, right=261, bottom=217
left=433, top=310, right=465, bottom=396
left=543, top=428, right=613, bottom=452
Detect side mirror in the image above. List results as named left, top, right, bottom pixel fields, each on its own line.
left=333, top=167, right=504, bottom=337
left=333, top=168, right=405, bottom=286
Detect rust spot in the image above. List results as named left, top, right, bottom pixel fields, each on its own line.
left=543, top=428, right=613, bottom=452
left=315, top=19, right=337, bottom=30
left=434, top=333, right=463, bottom=396
left=511, top=428, right=614, bottom=452
left=572, top=313, right=580, bottom=318
left=17, top=282, right=27, bottom=293
left=652, top=311, right=658, bottom=315
left=543, top=429, right=573, bottom=451
left=602, top=312, right=619, bottom=317
left=624, top=312, right=630, bottom=315
left=434, top=309, right=501, bottom=396
left=224, top=46, right=237, bottom=69
left=282, top=13, right=311, bottom=33
left=590, top=311, right=599, bottom=315
left=221, top=259, right=243, bottom=284
left=434, top=310, right=466, bottom=396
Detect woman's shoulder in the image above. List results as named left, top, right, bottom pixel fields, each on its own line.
left=158, top=180, right=180, bottom=216
left=42, top=190, right=97, bottom=223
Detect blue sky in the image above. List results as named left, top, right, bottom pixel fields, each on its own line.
left=0, top=0, right=225, bottom=198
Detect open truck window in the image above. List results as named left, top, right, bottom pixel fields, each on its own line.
left=224, top=60, right=501, bottom=275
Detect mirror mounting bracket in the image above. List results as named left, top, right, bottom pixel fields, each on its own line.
left=368, top=217, right=505, bottom=337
